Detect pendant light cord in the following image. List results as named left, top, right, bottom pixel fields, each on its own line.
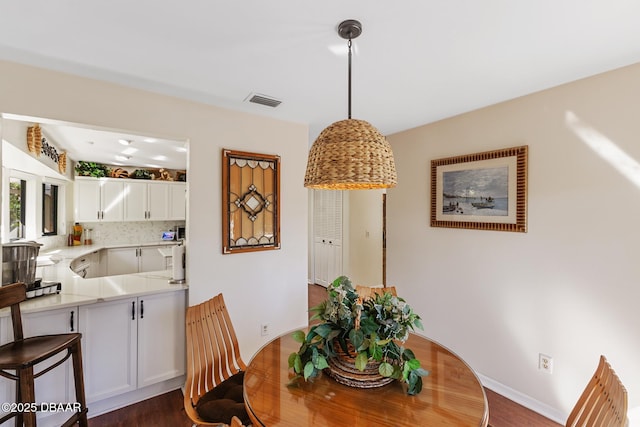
left=348, top=38, right=352, bottom=119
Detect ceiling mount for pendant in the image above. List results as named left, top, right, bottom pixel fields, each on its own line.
left=337, top=19, right=362, bottom=40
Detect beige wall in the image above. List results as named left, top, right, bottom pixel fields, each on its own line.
left=347, top=189, right=384, bottom=286
left=0, top=60, right=310, bottom=359
left=387, top=62, right=640, bottom=421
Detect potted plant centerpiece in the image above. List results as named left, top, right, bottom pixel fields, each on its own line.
left=289, top=276, right=428, bottom=395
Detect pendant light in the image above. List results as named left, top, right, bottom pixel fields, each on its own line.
left=304, top=19, right=397, bottom=190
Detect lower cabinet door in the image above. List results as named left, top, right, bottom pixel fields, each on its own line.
left=137, top=290, right=186, bottom=388
left=106, top=247, right=139, bottom=276
left=138, top=246, right=167, bottom=273
left=79, top=298, right=137, bottom=402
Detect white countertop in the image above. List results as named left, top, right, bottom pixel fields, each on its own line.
left=41, top=240, right=180, bottom=261
left=1, top=242, right=187, bottom=316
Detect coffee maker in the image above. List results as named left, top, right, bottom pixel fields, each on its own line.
left=2, top=241, right=61, bottom=298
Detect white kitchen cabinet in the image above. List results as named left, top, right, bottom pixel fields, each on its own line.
left=168, top=182, right=186, bottom=220
left=123, top=181, right=170, bottom=221
left=313, top=190, right=343, bottom=286
left=105, top=247, right=138, bottom=276
left=137, top=291, right=186, bottom=387
left=79, top=290, right=185, bottom=402
left=138, top=246, right=166, bottom=272
left=75, top=177, right=185, bottom=223
left=122, top=180, right=147, bottom=221
left=74, top=177, right=125, bottom=222
left=79, top=298, right=137, bottom=402
left=106, top=245, right=171, bottom=276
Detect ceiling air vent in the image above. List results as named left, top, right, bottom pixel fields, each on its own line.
left=246, top=93, right=282, bottom=108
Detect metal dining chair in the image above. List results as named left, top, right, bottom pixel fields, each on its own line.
left=566, top=355, right=627, bottom=427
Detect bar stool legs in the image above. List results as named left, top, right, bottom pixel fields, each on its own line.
left=10, top=343, right=88, bottom=427
left=70, top=340, right=88, bottom=427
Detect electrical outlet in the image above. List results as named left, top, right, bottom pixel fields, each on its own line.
left=539, top=353, right=553, bottom=373
left=261, top=323, right=269, bottom=336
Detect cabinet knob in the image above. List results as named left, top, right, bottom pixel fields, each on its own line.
left=131, top=301, right=136, bottom=320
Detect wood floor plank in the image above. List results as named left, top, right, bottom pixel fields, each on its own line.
left=88, top=389, right=192, bottom=427
left=485, top=388, right=561, bottom=426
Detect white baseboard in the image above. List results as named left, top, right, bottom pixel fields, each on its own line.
left=478, top=373, right=566, bottom=425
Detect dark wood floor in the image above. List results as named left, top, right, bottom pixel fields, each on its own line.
left=88, top=389, right=192, bottom=426
left=89, top=284, right=561, bottom=426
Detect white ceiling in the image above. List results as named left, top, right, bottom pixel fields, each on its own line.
left=1, top=1, right=640, bottom=170
left=36, top=120, right=188, bottom=171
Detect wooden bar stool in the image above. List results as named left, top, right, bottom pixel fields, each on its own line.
left=0, top=282, right=88, bottom=426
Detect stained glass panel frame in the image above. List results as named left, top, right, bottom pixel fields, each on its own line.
left=222, top=149, right=281, bottom=254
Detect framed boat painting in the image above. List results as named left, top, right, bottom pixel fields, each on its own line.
left=222, top=149, right=281, bottom=254
left=430, top=145, right=528, bottom=232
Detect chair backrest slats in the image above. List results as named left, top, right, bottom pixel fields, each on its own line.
left=566, top=355, right=628, bottom=427
left=214, top=295, right=247, bottom=372
left=185, top=293, right=246, bottom=408
left=356, top=285, right=397, bottom=299
left=0, top=282, right=27, bottom=341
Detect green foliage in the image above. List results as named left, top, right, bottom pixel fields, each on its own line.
left=131, top=169, right=152, bottom=179
left=288, top=276, right=428, bottom=395
left=9, top=181, right=23, bottom=234
left=74, top=161, right=110, bottom=177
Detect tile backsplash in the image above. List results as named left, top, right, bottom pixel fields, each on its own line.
left=38, top=221, right=185, bottom=250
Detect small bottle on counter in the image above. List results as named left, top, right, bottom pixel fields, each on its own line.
left=73, top=222, right=83, bottom=246
left=67, top=233, right=74, bottom=246
left=84, top=228, right=92, bottom=245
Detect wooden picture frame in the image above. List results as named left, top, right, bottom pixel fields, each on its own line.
left=222, top=149, right=281, bottom=254
left=431, top=145, right=528, bottom=232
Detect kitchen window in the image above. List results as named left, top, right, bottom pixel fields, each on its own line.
left=42, top=183, right=59, bottom=236
left=9, top=177, right=26, bottom=240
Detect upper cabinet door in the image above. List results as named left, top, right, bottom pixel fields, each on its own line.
left=100, top=180, right=125, bottom=222
left=75, top=179, right=102, bottom=222
left=124, top=181, right=148, bottom=221
left=75, top=178, right=124, bottom=222
left=147, top=182, right=170, bottom=221
left=168, top=182, right=186, bottom=221
left=123, top=181, right=169, bottom=221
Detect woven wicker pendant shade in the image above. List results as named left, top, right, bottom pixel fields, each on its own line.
left=304, top=119, right=397, bottom=189
left=304, top=19, right=397, bottom=190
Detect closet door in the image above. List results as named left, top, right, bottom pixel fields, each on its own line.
left=313, top=190, right=343, bottom=286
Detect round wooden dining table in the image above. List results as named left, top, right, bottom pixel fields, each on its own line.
left=243, top=331, right=488, bottom=426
